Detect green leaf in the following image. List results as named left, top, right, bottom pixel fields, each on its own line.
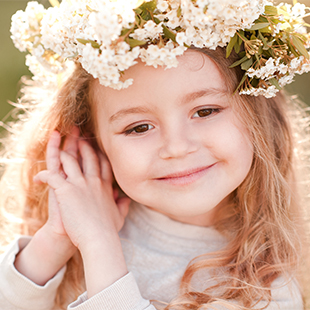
left=126, top=38, right=147, bottom=48
left=139, top=0, right=157, bottom=12
left=177, top=6, right=182, bottom=18
left=141, top=10, right=152, bottom=20
left=257, top=45, right=263, bottom=54
left=154, top=17, right=161, bottom=24
left=135, top=0, right=147, bottom=7
left=257, top=16, right=269, bottom=23
left=229, top=55, right=249, bottom=68
left=77, top=38, right=89, bottom=45
left=120, top=27, right=133, bottom=37
left=238, top=30, right=247, bottom=41
left=250, top=34, right=257, bottom=41
left=258, top=31, right=268, bottom=48
left=264, top=5, right=278, bottom=16
left=49, top=0, right=60, bottom=7
left=241, top=57, right=253, bottom=70
left=162, top=24, right=176, bottom=42
left=235, top=73, right=248, bottom=93
left=76, top=38, right=100, bottom=49
left=234, top=35, right=243, bottom=54
left=226, top=33, right=238, bottom=58
left=291, top=35, right=309, bottom=59
left=250, top=78, right=259, bottom=88
left=234, top=42, right=241, bottom=54
left=268, top=77, right=281, bottom=90
left=259, top=26, right=272, bottom=33
left=277, top=7, right=290, bottom=17
left=135, top=14, right=141, bottom=25
left=247, top=22, right=270, bottom=31
left=134, top=8, right=142, bottom=15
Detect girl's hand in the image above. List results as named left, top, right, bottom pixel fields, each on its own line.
left=44, top=127, right=77, bottom=241
left=14, top=128, right=82, bottom=285
left=34, top=128, right=131, bottom=251
left=34, top=128, right=131, bottom=296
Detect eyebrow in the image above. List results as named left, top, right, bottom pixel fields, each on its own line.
left=109, top=88, right=228, bottom=123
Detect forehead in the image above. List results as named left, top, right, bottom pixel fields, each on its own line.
left=92, top=50, right=227, bottom=111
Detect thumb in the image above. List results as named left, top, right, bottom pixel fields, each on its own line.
left=33, top=170, right=67, bottom=190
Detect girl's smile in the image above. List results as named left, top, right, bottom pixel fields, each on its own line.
left=93, top=50, right=254, bottom=226
left=154, top=163, right=217, bottom=186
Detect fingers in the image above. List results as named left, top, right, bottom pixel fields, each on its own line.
left=46, top=131, right=62, bottom=172
left=34, top=170, right=67, bottom=190
left=59, top=151, right=84, bottom=180
left=63, top=126, right=80, bottom=159
left=78, top=140, right=101, bottom=178
left=45, top=128, right=113, bottom=185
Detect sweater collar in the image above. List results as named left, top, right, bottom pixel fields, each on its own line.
left=129, top=202, right=227, bottom=244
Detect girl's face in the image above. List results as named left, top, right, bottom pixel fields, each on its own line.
left=93, top=51, right=253, bottom=226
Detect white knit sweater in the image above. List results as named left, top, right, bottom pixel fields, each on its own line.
left=0, top=203, right=303, bottom=310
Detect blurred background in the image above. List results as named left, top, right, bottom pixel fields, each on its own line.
left=0, top=0, right=309, bottom=130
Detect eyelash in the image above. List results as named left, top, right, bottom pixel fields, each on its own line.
left=123, top=108, right=221, bottom=135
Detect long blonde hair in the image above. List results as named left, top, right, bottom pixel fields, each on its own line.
left=0, top=47, right=309, bottom=309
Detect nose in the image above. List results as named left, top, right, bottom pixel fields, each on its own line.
left=158, top=126, right=198, bottom=160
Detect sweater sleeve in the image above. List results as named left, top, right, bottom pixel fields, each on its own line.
left=68, top=272, right=156, bottom=310
left=0, top=237, right=66, bottom=310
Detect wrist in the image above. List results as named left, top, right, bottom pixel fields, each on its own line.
left=14, top=226, right=76, bottom=286
left=76, top=221, right=119, bottom=253
left=79, top=228, right=128, bottom=297
left=38, top=224, right=76, bottom=258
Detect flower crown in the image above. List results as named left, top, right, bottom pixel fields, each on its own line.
left=11, top=0, right=310, bottom=98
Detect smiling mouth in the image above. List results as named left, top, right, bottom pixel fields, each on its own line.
left=156, top=164, right=216, bottom=186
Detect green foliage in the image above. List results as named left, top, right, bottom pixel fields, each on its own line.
left=225, top=2, right=310, bottom=93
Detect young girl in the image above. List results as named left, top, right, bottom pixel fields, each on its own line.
left=1, top=0, right=310, bottom=309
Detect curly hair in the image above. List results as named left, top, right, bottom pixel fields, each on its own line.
left=0, top=47, right=309, bottom=309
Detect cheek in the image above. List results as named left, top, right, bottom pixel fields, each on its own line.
left=210, top=122, right=253, bottom=171
left=103, top=139, right=149, bottom=188
left=226, top=127, right=253, bottom=177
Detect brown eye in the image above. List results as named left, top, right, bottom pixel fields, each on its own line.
left=134, top=124, right=150, bottom=133
left=125, top=123, right=154, bottom=135
left=196, top=109, right=213, bottom=117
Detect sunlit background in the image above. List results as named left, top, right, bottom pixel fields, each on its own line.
left=0, top=0, right=309, bottom=126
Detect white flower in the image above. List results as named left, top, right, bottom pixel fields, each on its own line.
left=290, top=56, right=303, bottom=70
left=10, top=0, right=308, bottom=94
left=292, top=3, right=306, bottom=17
left=176, top=32, right=187, bottom=45
left=222, top=7, right=236, bottom=20
left=300, top=61, right=310, bottom=73
left=144, top=20, right=163, bottom=39
left=130, top=28, right=148, bottom=41
left=278, top=63, right=289, bottom=75
left=10, top=2, right=45, bottom=52
left=157, top=0, right=169, bottom=12
left=240, top=85, right=279, bottom=98
left=278, top=74, right=294, bottom=87
left=166, top=9, right=181, bottom=29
